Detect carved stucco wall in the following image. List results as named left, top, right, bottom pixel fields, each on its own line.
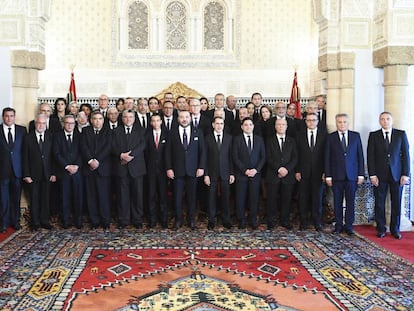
left=39, top=0, right=318, bottom=98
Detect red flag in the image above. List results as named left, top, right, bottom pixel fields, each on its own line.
left=289, top=71, right=301, bottom=119
left=67, top=71, right=77, bottom=103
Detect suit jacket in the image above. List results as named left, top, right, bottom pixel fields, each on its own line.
left=53, top=130, right=82, bottom=178
left=23, top=131, right=54, bottom=181
left=165, top=126, right=206, bottom=177
left=266, top=135, right=297, bottom=184
left=192, top=114, right=211, bottom=136
left=162, top=116, right=178, bottom=132
left=206, top=109, right=234, bottom=128
left=29, top=118, right=61, bottom=133
left=136, top=112, right=151, bottom=131
left=295, top=128, right=327, bottom=179
left=367, top=128, right=410, bottom=182
left=111, top=125, right=146, bottom=178
left=325, top=130, right=364, bottom=181
left=80, top=126, right=112, bottom=177
left=145, top=129, right=168, bottom=174
left=204, top=132, right=234, bottom=181
left=269, top=117, right=297, bottom=140
left=0, top=124, right=26, bottom=179
left=232, top=134, right=266, bottom=181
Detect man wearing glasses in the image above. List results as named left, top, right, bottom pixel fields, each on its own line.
left=295, top=112, right=327, bottom=231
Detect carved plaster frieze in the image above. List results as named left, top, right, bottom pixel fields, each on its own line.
left=10, top=50, right=45, bottom=70
left=0, top=0, right=27, bottom=14
left=318, top=52, right=355, bottom=71
left=373, top=46, right=414, bottom=67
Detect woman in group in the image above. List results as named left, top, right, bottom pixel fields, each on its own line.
left=116, top=98, right=125, bottom=113
left=79, top=103, right=93, bottom=121
left=200, top=97, right=210, bottom=114
left=52, top=97, right=68, bottom=126
left=68, top=101, right=79, bottom=117
left=257, top=105, right=274, bottom=141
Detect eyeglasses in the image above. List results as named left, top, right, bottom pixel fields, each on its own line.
left=306, top=119, right=318, bottom=122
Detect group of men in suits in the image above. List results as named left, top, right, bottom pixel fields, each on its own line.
left=0, top=93, right=410, bottom=237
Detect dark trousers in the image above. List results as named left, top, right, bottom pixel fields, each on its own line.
left=235, top=175, right=261, bottom=226
left=28, top=180, right=51, bottom=226
left=298, top=177, right=324, bottom=227
left=0, top=176, right=22, bottom=228
left=118, top=174, right=144, bottom=226
left=332, top=180, right=357, bottom=231
left=374, top=172, right=403, bottom=234
left=85, top=175, right=111, bottom=226
left=61, top=173, right=83, bottom=226
left=266, top=181, right=294, bottom=226
left=148, top=171, right=168, bottom=224
left=208, top=178, right=231, bottom=225
left=173, top=176, right=197, bottom=224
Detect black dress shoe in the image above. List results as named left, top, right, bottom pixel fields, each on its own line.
left=90, top=223, right=99, bottom=230
left=102, top=224, right=110, bottom=230
left=174, top=222, right=182, bottom=230
left=62, top=223, right=70, bottom=229
left=299, top=224, right=308, bottom=231
left=161, top=222, right=168, bottom=229
left=392, top=232, right=402, bottom=240
left=148, top=222, right=156, bottom=229
left=315, top=225, right=322, bottom=231
left=223, top=223, right=232, bottom=230
left=13, top=224, right=21, bottom=230
left=281, top=223, right=293, bottom=230
left=189, top=222, right=197, bottom=230
left=377, top=232, right=386, bottom=238
left=0, top=227, right=6, bottom=233
left=41, top=224, right=53, bottom=230
left=134, top=223, right=143, bottom=229
left=345, top=229, right=355, bottom=236
left=207, top=222, right=215, bottom=230
left=118, top=224, right=126, bottom=230
left=239, top=223, right=247, bottom=229
left=251, top=224, right=258, bottom=230
left=267, top=224, right=275, bottom=230
left=332, top=229, right=342, bottom=234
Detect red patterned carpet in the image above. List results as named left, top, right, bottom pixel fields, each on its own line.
left=1, top=226, right=414, bottom=310
left=354, top=225, right=414, bottom=263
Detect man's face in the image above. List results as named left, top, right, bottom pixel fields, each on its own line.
left=379, top=113, right=393, bottom=130
left=39, top=104, right=52, bottom=118
left=226, top=96, right=236, bottom=110
left=151, top=116, right=162, bottom=130
left=77, top=112, right=88, bottom=125
left=212, top=118, right=224, bottom=133
left=124, top=98, right=135, bottom=110
left=214, top=95, right=225, bottom=109
left=164, top=93, right=174, bottom=102
left=176, top=98, right=188, bottom=111
left=275, top=119, right=287, bottom=135
left=2, top=111, right=15, bottom=127
left=35, top=117, right=47, bottom=133
left=316, top=96, right=325, bottom=110
left=238, top=108, right=248, bottom=121
left=63, top=117, right=76, bottom=133
left=163, top=103, right=174, bottom=117
left=149, top=99, right=159, bottom=113
left=98, top=95, right=109, bottom=109
left=274, top=103, right=286, bottom=117
left=252, top=94, right=262, bottom=107
left=122, top=112, right=135, bottom=127
left=189, top=101, right=201, bottom=115
left=241, top=119, right=254, bottom=134
left=107, top=109, right=119, bottom=122
left=305, top=115, right=318, bottom=130
left=91, top=114, right=104, bottom=129
left=306, top=103, right=318, bottom=114
left=137, top=99, right=148, bottom=114
left=178, top=111, right=191, bottom=127
left=336, top=116, right=349, bottom=132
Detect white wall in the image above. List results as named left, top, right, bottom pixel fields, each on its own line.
left=0, top=47, right=12, bottom=111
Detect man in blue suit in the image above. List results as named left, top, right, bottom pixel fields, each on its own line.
left=367, top=112, right=410, bottom=239
left=325, top=113, right=364, bottom=236
left=0, top=108, right=26, bottom=233
left=232, top=117, right=266, bottom=229
left=165, top=107, right=206, bottom=230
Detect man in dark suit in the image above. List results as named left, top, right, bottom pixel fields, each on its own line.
left=295, top=112, right=327, bottom=231
left=325, top=113, right=364, bottom=236
left=53, top=114, right=83, bottom=229
left=165, top=108, right=206, bottom=230
left=367, top=112, right=410, bottom=239
left=28, top=103, right=61, bottom=133
left=266, top=118, right=298, bottom=230
left=23, top=114, right=56, bottom=231
left=145, top=114, right=169, bottom=228
left=98, top=94, right=110, bottom=118
left=231, top=107, right=249, bottom=136
left=315, top=95, right=327, bottom=130
left=0, top=108, right=26, bottom=233
left=204, top=116, right=234, bottom=230
left=112, top=110, right=147, bottom=229
left=80, top=111, right=112, bottom=229
left=136, top=97, right=151, bottom=131
left=251, top=92, right=262, bottom=123
left=232, top=117, right=266, bottom=229
left=105, top=107, right=119, bottom=130
left=226, top=95, right=239, bottom=121
left=271, top=101, right=297, bottom=139
left=190, top=99, right=211, bottom=135
left=162, top=101, right=177, bottom=132
left=206, top=93, right=233, bottom=128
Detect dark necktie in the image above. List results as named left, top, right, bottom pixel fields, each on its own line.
left=166, top=119, right=170, bottom=130
left=67, top=134, right=72, bottom=150
left=385, top=131, right=390, bottom=151
left=142, top=116, right=146, bottom=128
left=217, top=134, right=221, bottom=150
left=341, top=132, right=346, bottom=151
left=194, top=117, right=198, bottom=128
left=7, top=127, right=13, bottom=149
left=112, top=124, right=116, bottom=129
left=95, top=130, right=99, bottom=135
left=155, top=132, right=159, bottom=149
left=310, top=131, right=315, bottom=151
left=39, top=134, right=43, bottom=153
left=247, top=135, right=252, bottom=153
left=280, top=137, right=284, bottom=151
left=183, top=128, right=188, bottom=150
left=126, top=127, right=131, bottom=134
